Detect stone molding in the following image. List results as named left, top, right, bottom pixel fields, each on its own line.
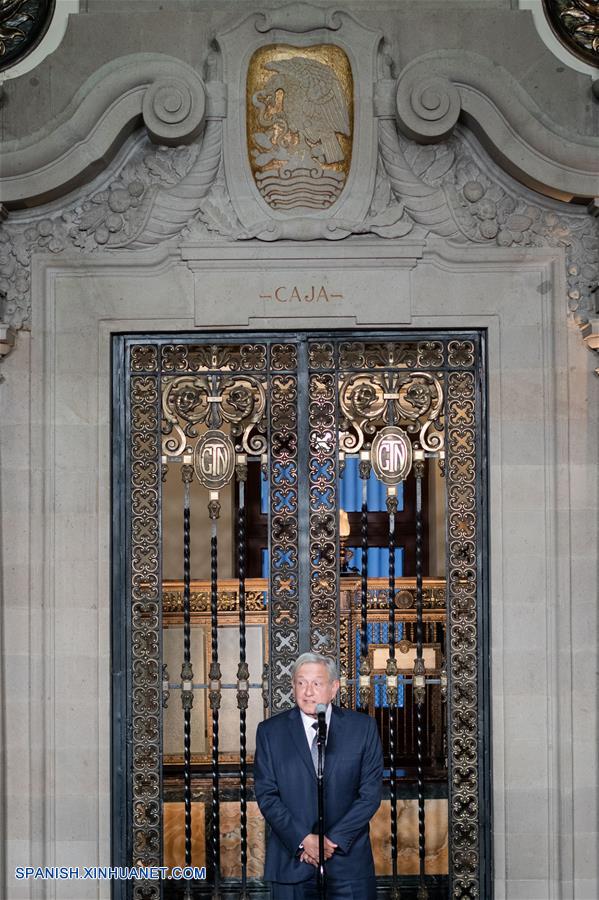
left=0, top=9, right=596, bottom=209
left=180, top=237, right=423, bottom=328
left=252, top=3, right=344, bottom=33
left=0, top=3, right=597, bottom=370
left=0, top=54, right=212, bottom=209
left=1, top=118, right=595, bottom=342
left=395, top=50, right=599, bottom=203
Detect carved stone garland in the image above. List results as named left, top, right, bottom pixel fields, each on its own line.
left=1, top=113, right=596, bottom=357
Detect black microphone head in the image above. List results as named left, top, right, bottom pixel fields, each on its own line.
left=316, top=703, right=327, bottom=716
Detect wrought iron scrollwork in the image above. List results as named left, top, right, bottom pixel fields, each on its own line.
left=130, top=373, right=161, bottom=900
left=131, top=344, right=158, bottom=372
left=269, top=367, right=300, bottom=710
left=161, top=374, right=267, bottom=458
left=338, top=340, right=446, bottom=370
left=339, top=371, right=444, bottom=454
left=308, top=341, right=335, bottom=370
left=308, top=372, right=338, bottom=657
left=161, top=343, right=267, bottom=373
left=447, top=369, right=480, bottom=897
left=271, top=342, right=298, bottom=372
left=121, top=333, right=484, bottom=897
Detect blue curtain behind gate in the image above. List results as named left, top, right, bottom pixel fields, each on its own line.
left=356, top=623, right=405, bottom=708
left=339, top=456, right=404, bottom=513
left=263, top=461, right=406, bottom=706
left=261, top=462, right=406, bottom=577
left=346, top=546, right=404, bottom=577
left=261, top=456, right=405, bottom=515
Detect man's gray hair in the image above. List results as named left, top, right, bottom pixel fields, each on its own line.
left=291, top=652, right=339, bottom=682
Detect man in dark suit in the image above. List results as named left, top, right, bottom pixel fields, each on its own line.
left=254, top=652, right=383, bottom=899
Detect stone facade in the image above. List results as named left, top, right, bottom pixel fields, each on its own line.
left=0, top=2, right=597, bottom=899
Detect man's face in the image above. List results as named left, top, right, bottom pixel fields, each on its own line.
left=293, top=662, right=339, bottom=717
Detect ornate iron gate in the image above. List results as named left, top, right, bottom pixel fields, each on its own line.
left=112, top=331, right=490, bottom=899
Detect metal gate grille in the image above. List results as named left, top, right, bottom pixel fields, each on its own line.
left=112, top=331, right=490, bottom=900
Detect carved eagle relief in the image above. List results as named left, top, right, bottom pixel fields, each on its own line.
left=247, top=44, right=353, bottom=211
left=260, top=57, right=350, bottom=163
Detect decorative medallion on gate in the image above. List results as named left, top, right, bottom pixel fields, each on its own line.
left=247, top=44, right=353, bottom=211
left=161, top=374, right=267, bottom=459
left=194, top=429, right=236, bottom=490
left=371, top=426, right=413, bottom=485
left=339, top=371, right=444, bottom=455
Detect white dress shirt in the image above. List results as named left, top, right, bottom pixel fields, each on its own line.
left=300, top=704, right=332, bottom=749
left=297, top=705, right=333, bottom=849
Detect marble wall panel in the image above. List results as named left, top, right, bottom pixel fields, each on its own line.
left=370, top=800, right=448, bottom=876
left=0, top=241, right=595, bottom=899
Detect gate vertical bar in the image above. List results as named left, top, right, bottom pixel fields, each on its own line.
left=269, top=343, right=300, bottom=711
left=236, top=456, right=250, bottom=900
left=128, top=344, right=162, bottom=900
left=181, top=458, right=194, bottom=897
left=358, top=452, right=371, bottom=709
left=297, top=339, right=311, bottom=654
left=446, top=340, right=480, bottom=898
left=386, top=486, right=400, bottom=899
left=413, top=448, right=428, bottom=899
left=208, top=491, right=222, bottom=898
left=307, top=341, right=338, bottom=660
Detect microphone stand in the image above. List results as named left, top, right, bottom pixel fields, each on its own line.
left=316, top=709, right=327, bottom=900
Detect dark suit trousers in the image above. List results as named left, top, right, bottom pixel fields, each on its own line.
left=270, top=874, right=376, bottom=899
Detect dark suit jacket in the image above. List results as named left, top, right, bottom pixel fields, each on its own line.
left=254, top=704, right=383, bottom=884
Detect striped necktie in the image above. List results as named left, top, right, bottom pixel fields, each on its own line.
left=310, top=721, right=320, bottom=772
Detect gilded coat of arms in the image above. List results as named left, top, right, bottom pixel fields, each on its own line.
left=247, top=45, right=353, bottom=211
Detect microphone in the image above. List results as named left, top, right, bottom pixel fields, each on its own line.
left=316, top=703, right=327, bottom=741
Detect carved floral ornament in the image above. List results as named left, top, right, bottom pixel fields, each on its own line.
left=0, top=3, right=597, bottom=365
